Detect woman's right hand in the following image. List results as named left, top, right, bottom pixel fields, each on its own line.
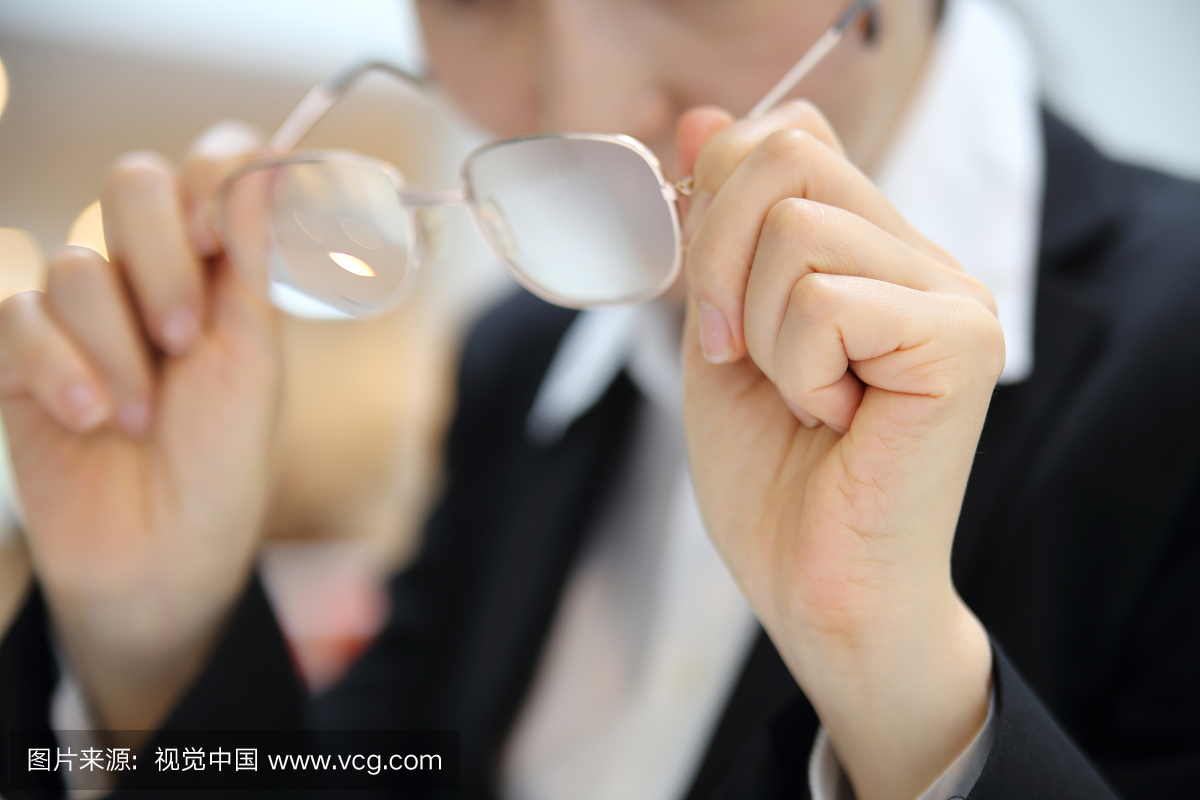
left=0, top=121, right=281, bottom=745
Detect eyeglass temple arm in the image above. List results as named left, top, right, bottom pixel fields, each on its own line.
left=269, top=61, right=429, bottom=152
left=272, top=1, right=872, bottom=153
left=746, top=0, right=876, bottom=119
left=674, top=0, right=875, bottom=196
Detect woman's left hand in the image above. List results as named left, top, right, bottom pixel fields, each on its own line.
left=676, top=102, right=1002, bottom=800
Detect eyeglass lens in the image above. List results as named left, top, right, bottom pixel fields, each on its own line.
left=464, top=137, right=679, bottom=307
left=221, top=158, right=415, bottom=318
left=221, top=0, right=871, bottom=316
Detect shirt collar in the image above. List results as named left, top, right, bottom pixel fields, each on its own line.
left=873, top=0, right=1042, bottom=385
left=527, top=0, right=1042, bottom=444
left=526, top=303, right=682, bottom=445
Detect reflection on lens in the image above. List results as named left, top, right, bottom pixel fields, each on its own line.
left=293, top=211, right=325, bottom=242
left=465, top=136, right=678, bottom=306
left=341, top=218, right=382, bottom=250
left=219, top=155, right=413, bottom=318
left=330, top=251, right=376, bottom=277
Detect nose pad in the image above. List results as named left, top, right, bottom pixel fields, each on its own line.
left=477, top=198, right=520, bottom=262
left=414, top=208, right=447, bottom=262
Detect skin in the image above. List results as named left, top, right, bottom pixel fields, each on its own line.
left=0, top=1, right=1000, bottom=798
left=417, top=0, right=937, bottom=175
left=677, top=103, right=997, bottom=799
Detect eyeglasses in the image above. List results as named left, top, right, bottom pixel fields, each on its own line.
left=217, top=0, right=876, bottom=317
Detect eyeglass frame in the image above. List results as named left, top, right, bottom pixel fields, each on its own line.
left=217, top=0, right=877, bottom=312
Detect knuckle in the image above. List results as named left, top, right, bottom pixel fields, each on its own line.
left=763, top=197, right=822, bottom=243
left=974, top=307, right=1007, bottom=380
left=758, top=127, right=819, bottom=164
left=790, top=272, right=840, bottom=318
left=948, top=296, right=1006, bottom=383
left=776, top=99, right=836, bottom=141
left=959, top=272, right=999, bottom=317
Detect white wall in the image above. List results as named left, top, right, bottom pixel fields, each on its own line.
left=1007, top=0, right=1200, bottom=179
left=0, top=0, right=425, bottom=80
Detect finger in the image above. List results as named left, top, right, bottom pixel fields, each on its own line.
left=772, top=274, right=1005, bottom=434
left=687, top=128, right=956, bottom=362
left=743, top=199, right=994, bottom=373
left=45, top=246, right=156, bottom=437
left=0, top=291, right=112, bottom=432
left=683, top=101, right=843, bottom=249
left=675, top=107, right=735, bottom=245
left=680, top=106, right=839, bottom=365
left=180, top=120, right=264, bottom=257
left=691, top=99, right=846, bottom=193
left=102, top=151, right=204, bottom=356
left=692, top=102, right=939, bottom=258
left=780, top=391, right=823, bottom=429
left=676, top=107, right=736, bottom=179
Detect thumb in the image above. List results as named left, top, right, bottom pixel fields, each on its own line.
left=180, top=120, right=265, bottom=258
left=675, top=106, right=735, bottom=181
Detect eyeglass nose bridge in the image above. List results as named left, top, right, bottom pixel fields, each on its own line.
left=395, top=185, right=465, bottom=265
left=397, top=185, right=466, bottom=207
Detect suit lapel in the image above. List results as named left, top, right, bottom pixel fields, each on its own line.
left=954, top=112, right=1119, bottom=593
left=684, top=629, right=816, bottom=800
left=953, top=285, right=1105, bottom=592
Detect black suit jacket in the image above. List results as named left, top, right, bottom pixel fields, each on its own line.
left=3, top=114, right=1198, bottom=799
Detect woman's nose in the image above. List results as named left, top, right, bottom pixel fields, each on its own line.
left=535, top=0, right=672, bottom=143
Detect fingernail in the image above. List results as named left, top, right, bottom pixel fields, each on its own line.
left=117, top=399, right=153, bottom=436
left=697, top=300, right=734, bottom=363
left=828, top=423, right=848, bottom=436
left=782, top=397, right=821, bottom=428
left=682, top=190, right=713, bottom=246
left=190, top=201, right=219, bottom=257
left=161, top=307, right=199, bottom=354
left=63, top=382, right=107, bottom=430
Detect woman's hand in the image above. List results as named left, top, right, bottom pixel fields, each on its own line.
left=0, top=122, right=279, bottom=746
left=676, top=103, right=1002, bottom=800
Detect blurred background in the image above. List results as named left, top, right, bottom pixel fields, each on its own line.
left=1, top=0, right=1197, bottom=691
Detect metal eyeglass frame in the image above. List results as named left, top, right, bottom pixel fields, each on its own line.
left=219, top=0, right=876, bottom=311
